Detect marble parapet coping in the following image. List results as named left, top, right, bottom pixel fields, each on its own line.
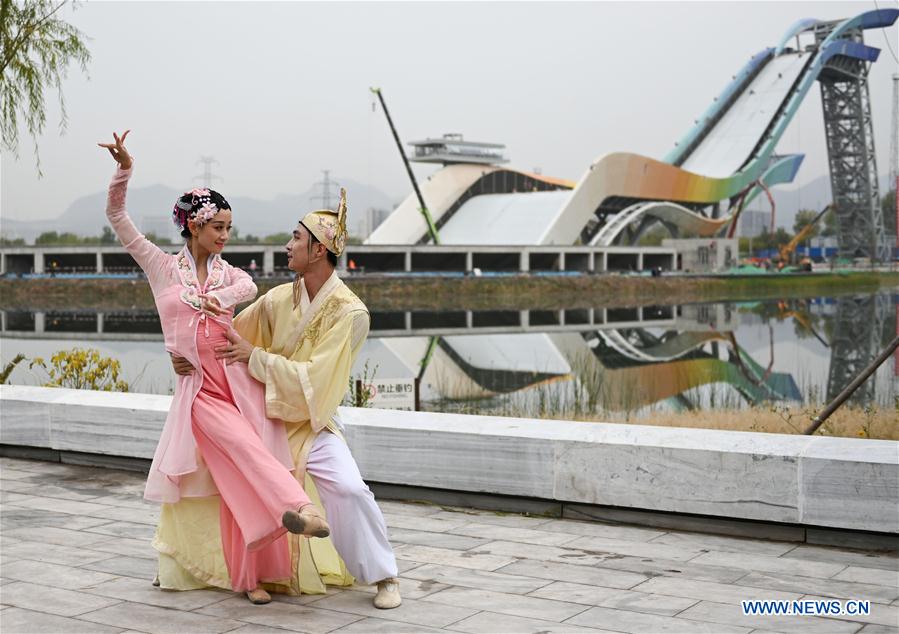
left=1, top=385, right=896, bottom=534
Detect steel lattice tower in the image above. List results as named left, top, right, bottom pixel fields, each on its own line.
left=826, top=293, right=891, bottom=405
left=311, top=170, right=341, bottom=210
left=195, top=156, right=222, bottom=189
left=815, top=23, right=887, bottom=261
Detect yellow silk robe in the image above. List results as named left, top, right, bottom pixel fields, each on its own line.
left=153, top=272, right=370, bottom=595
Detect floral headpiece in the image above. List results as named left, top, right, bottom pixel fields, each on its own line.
left=172, top=187, right=221, bottom=230
left=300, top=187, right=348, bottom=256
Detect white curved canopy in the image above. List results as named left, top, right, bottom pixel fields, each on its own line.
left=439, top=191, right=571, bottom=245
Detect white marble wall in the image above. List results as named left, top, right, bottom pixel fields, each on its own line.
left=0, top=385, right=168, bottom=458
left=2, top=385, right=896, bottom=533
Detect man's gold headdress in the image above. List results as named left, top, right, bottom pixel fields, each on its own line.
left=300, top=187, right=348, bottom=256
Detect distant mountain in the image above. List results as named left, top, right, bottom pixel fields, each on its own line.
left=1, top=178, right=398, bottom=243
left=767, top=173, right=894, bottom=230
left=2, top=172, right=893, bottom=243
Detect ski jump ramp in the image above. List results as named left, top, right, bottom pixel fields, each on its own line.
left=367, top=8, right=898, bottom=247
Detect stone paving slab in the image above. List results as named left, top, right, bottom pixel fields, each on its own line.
left=1, top=540, right=116, bottom=567
left=477, top=539, right=754, bottom=584
left=858, top=625, right=899, bottom=634
left=1, top=581, right=123, bottom=617
left=564, top=605, right=753, bottom=633
left=834, top=566, right=899, bottom=588
left=81, top=536, right=158, bottom=559
left=735, top=571, right=899, bottom=604
left=0, top=607, right=125, bottom=633
left=536, top=519, right=666, bottom=543
left=689, top=549, right=849, bottom=579
left=677, top=599, right=861, bottom=633
left=495, top=559, right=649, bottom=591
left=79, top=602, right=244, bottom=634
left=528, top=581, right=699, bottom=616
left=782, top=544, right=899, bottom=571
left=800, top=595, right=899, bottom=628
left=386, top=528, right=489, bottom=551
left=197, top=596, right=364, bottom=633
left=403, top=563, right=553, bottom=595
left=1, top=456, right=898, bottom=634
left=646, top=530, right=799, bottom=557
left=448, top=610, right=618, bottom=633
left=81, top=554, right=160, bottom=580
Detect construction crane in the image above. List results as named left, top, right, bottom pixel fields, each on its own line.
left=369, top=87, right=440, bottom=244
left=776, top=301, right=829, bottom=348
left=776, top=204, right=832, bottom=270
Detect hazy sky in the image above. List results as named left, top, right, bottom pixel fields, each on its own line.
left=2, top=0, right=897, bottom=223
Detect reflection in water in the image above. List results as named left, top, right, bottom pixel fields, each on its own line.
left=2, top=295, right=897, bottom=418
left=826, top=294, right=892, bottom=406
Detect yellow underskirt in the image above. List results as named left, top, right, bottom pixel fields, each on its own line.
left=153, top=469, right=354, bottom=595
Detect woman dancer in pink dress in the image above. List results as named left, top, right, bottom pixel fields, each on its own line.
left=98, top=130, right=327, bottom=604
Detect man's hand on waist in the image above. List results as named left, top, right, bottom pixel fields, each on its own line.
left=216, top=329, right=256, bottom=365
left=170, top=353, right=195, bottom=376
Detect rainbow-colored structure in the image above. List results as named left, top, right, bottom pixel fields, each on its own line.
left=368, top=8, right=898, bottom=251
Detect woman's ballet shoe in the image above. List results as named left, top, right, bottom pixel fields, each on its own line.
left=282, top=504, right=330, bottom=538
left=246, top=587, right=271, bottom=604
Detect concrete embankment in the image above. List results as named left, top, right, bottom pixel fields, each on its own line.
left=2, top=384, right=897, bottom=542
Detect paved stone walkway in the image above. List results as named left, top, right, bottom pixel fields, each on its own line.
left=0, top=456, right=897, bottom=634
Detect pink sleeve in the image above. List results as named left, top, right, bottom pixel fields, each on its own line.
left=207, top=264, right=258, bottom=309
left=106, top=165, right=171, bottom=286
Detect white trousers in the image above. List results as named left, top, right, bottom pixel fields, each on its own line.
left=306, top=431, right=398, bottom=585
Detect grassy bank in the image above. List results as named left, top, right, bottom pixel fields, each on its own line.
left=434, top=401, right=898, bottom=440
left=1, top=271, right=897, bottom=311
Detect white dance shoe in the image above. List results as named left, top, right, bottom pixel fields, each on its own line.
left=373, top=577, right=402, bottom=609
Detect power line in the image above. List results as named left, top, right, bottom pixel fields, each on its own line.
left=872, top=0, right=899, bottom=64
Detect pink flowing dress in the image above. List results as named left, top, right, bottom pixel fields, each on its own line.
left=105, top=164, right=310, bottom=591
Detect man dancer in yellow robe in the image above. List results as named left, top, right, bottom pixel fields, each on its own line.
left=163, top=189, right=401, bottom=609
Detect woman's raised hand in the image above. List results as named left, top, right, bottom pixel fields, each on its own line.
left=97, top=130, right=133, bottom=170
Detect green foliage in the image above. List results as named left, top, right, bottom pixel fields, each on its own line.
left=35, top=230, right=82, bottom=245
left=100, top=225, right=116, bottom=244
left=793, top=209, right=821, bottom=238
left=0, top=236, right=26, bottom=246
left=636, top=225, right=668, bottom=247
left=883, top=189, right=897, bottom=237
left=264, top=232, right=292, bottom=245
left=345, top=360, right=379, bottom=407
left=32, top=227, right=132, bottom=245
left=813, top=192, right=894, bottom=238
left=144, top=231, right=171, bottom=245
left=738, top=236, right=752, bottom=255
left=1, top=353, right=26, bottom=383
left=29, top=347, right=129, bottom=391
left=0, top=0, right=92, bottom=171
left=751, top=227, right=793, bottom=251
left=820, top=207, right=838, bottom=237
